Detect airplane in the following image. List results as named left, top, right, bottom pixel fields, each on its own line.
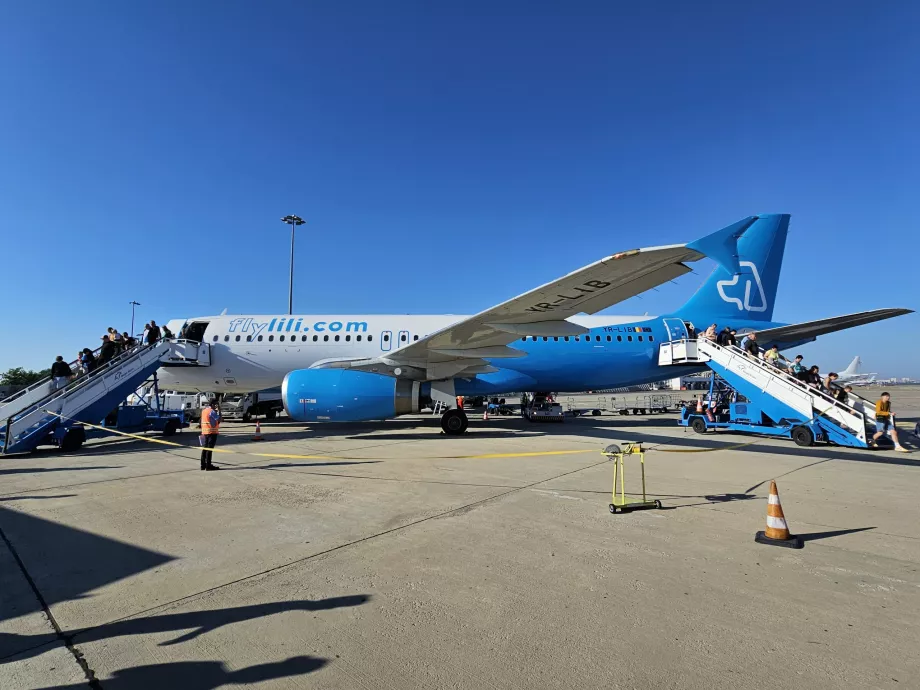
left=158, top=214, right=912, bottom=435
left=834, top=356, right=877, bottom=386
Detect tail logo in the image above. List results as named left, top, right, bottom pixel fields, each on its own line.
left=716, top=261, right=768, bottom=313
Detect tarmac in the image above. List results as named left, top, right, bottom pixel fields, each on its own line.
left=2, top=385, right=919, bottom=689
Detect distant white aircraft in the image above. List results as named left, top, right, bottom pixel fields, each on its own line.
left=836, top=356, right=877, bottom=386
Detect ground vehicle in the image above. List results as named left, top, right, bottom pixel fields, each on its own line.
left=220, top=391, right=284, bottom=421
left=524, top=397, right=565, bottom=423
left=128, top=388, right=209, bottom=421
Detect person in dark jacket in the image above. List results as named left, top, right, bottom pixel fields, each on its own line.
left=98, top=335, right=118, bottom=365
left=146, top=320, right=162, bottom=345
left=50, top=356, right=73, bottom=390
left=717, top=326, right=733, bottom=346
left=81, top=348, right=97, bottom=373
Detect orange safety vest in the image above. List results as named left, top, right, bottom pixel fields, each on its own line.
left=200, top=406, right=220, bottom=434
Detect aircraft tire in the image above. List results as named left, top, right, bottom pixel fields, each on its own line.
left=441, top=409, right=468, bottom=435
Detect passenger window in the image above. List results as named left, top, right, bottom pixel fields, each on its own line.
left=595, top=336, right=601, bottom=342
left=213, top=336, right=218, bottom=342
left=279, top=335, right=285, bottom=342
left=649, top=335, right=654, bottom=341
left=368, top=335, right=373, bottom=342
left=638, top=336, right=643, bottom=341
left=554, top=337, right=559, bottom=341
left=313, top=335, right=318, bottom=342
left=324, top=335, right=329, bottom=342
left=575, top=337, right=580, bottom=342
left=384, top=334, right=390, bottom=342
left=357, top=335, right=362, bottom=341
left=543, top=337, right=548, bottom=341
left=617, top=336, right=622, bottom=342
left=345, top=335, right=351, bottom=342
left=521, top=337, right=527, bottom=342
left=564, top=336, right=569, bottom=342
left=302, top=335, right=307, bottom=342
left=401, top=334, right=407, bottom=342
left=246, top=336, right=252, bottom=342
left=235, top=335, right=240, bottom=342
left=606, top=335, right=611, bottom=342
left=413, top=335, right=419, bottom=341
left=268, top=335, right=274, bottom=342
left=257, top=335, right=263, bottom=342
left=224, top=335, right=229, bottom=342
left=334, top=335, right=340, bottom=342
left=628, top=336, right=633, bottom=342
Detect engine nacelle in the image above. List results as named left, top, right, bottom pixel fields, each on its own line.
left=282, top=369, right=421, bottom=422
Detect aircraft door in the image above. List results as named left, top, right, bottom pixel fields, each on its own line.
left=381, top=330, right=392, bottom=352
left=184, top=321, right=210, bottom=343
left=662, top=318, right=688, bottom=341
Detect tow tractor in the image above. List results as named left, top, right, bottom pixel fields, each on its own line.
left=524, top=394, right=565, bottom=423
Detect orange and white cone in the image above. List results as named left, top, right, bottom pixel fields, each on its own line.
left=755, top=480, right=803, bottom=549
left=483, top=408, right=489, bottom=421
left=252, top=419, right=263, bottom=441
left=696, top=397, right=703, bottom=414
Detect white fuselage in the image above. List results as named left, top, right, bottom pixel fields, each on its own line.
left=158, top=313, right=649, bottom=393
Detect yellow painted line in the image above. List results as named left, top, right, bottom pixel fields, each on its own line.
left=449, top=449, right=599, bottom=459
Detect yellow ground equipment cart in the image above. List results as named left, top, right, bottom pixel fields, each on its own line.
left=603, top=442, right=662, bottom=514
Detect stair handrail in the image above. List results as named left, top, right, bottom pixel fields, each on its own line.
left=698, top=339, right=866, bottom=426
left=4, top=340, right=168, bottom=425
left=0, top=341, right=110, bottom=408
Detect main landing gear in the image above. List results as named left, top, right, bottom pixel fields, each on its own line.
left=441, top=408, right=469, bottom=435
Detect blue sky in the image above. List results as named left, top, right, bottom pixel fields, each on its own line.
left=1, top=1, right=917, bottom=376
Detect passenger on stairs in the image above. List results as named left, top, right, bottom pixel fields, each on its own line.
left=107, top=328, right=124, bottom=348
left=740, top=332, right=760, bottom=358
left=73, top=351, right=86, bottom=377
left=50, top=356, right=73, bottom=390
left=81, top=348, right=97, bottom=373
left=122, top=332, right=137, bottom=351
left=162, top=325, right=174, bottom=340
left=806, top=365, right=822, bottom=389
left=823, top=372, right=840, bottom=393
left=717, top=326, right=733, bottom=346
left=145, top=320, right=162, bottom=345
left=790, top=355, right=807, bottom=381
left=98, top=335, right=118, bottom=366
left=871, top=392, right=909, bottom=452
left=837, top=385, right=854, bottom=405
left=764, top=344, right=781, bottom=367
left=703, top=324, right=718, bottom=341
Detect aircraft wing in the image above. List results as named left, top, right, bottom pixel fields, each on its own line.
left=312, top=242, right=707, bottom=380
left=755, top=308, right=913, bottom=345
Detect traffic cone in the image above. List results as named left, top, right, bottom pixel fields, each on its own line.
left=755, top=481, right=804, bottom=549
left=483, top=407, right=489, bottom=421
left=252, top=419, right=263, bottom=441
left=696, top=397, right=703, bottom=414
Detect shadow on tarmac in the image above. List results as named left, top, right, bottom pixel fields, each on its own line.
left=35, top=656, right=329, bottom=690
left=0, top=466, right=122, bottom=476
left=797, top=526, right=876, bottom=542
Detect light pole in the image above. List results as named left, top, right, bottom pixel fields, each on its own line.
left=129, top=301, right=141, bottom=336
left=281, top=214, right=306, bottom=314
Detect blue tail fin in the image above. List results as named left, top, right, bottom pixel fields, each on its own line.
left=680, top=214, right=790, bottom=322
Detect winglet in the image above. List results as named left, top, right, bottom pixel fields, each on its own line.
left=686, top=216, right=758, bottom=275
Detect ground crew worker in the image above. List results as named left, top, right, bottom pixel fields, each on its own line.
left=870, top=392, right=909, bottom=453
left=199, top=399, right=222, bottom=470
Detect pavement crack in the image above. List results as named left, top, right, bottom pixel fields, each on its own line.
left=0, top=524, right=104, bottom=688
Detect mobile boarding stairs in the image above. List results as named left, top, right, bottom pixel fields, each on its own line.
left=658, top=338, right=873, bottom=448
left=0, top=340, right=209, bottom=455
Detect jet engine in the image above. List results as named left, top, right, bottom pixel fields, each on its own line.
left=282, top=369, right=422, bottom=422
